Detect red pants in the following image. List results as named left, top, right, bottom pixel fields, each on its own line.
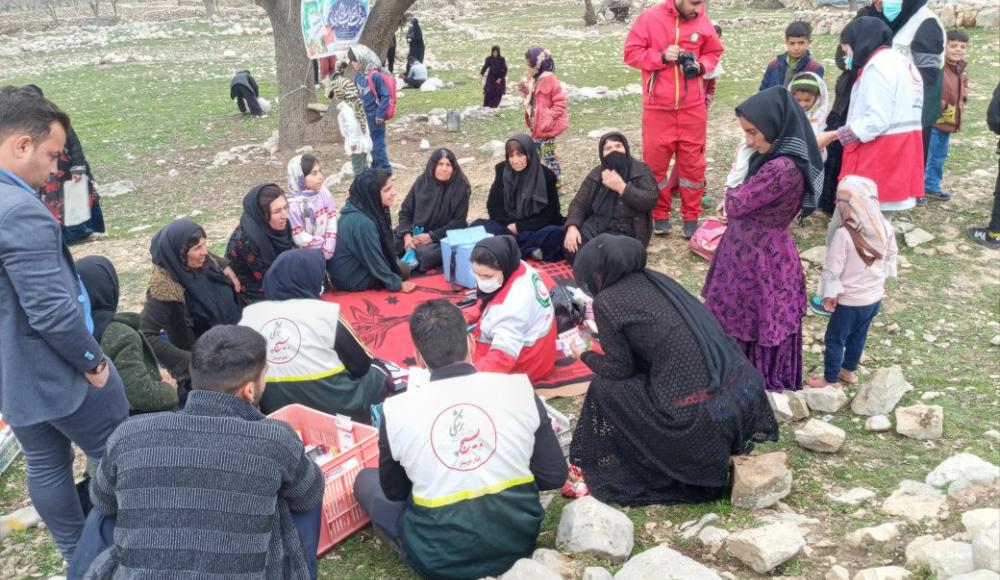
left=642, top=106, right=707, bottom=222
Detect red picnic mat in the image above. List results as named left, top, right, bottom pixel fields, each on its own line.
left=321, top=261, right=594, bottom=389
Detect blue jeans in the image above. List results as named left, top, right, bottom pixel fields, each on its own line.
left=10, top=368, right=128, bottom=560
left=923, top=128, right=951, bottom=194
left=824, top=301, right=881, bottom=383
left=367, top=115, right=389, bottom=170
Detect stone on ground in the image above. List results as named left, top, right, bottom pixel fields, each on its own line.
left=0, top=506, right=41, bottom=539
left=961, top=508, right=1000, bottom=537
left=556, top=496, right=634, bottom=562
left=852, top=567, right=912, bottom=580
left=973, top=521, right=1000, bottom=573
left=479, top=140, right=506, bottom=157
left=803, top=386, right=850, bottom=413
left=904, top=227, right=935, bottom=247
left=906, top=539, right=975, bottom=578
left=845, top=522, right=899, bottom=547
left=895, top=404, right=944, bottom=440
left=826, top=565, right=850, bottom=580
left=613, top=545, right=722, bottom=579
left=587, top=127, right=620, bottom=140
left=851, top=366, right=913, bottom=416
left=582, top=567, right=613, bottom=580
left=800, top=245, right=827, bottom=265
left=730, top=452, right=791, bottom=509
left=948, top=571, right=1000, bottom=580
left=531, top=549, right=569, bottom=578
left=927, top=453, right=1000, bottom=488
left=698, top=526, right=730, bottom=553
left=865, top=415, right=892, bottom=432
left=100, top=180, right=136, bottom=198
left=680, top=512, right=719, bottom=539
left=768, top=391, right=809, bottom=423
left=759, top=512, right=821, bottom=543
left=828, top=487, right=876, bottom=507
left=725, top=522, right=805, bottom=573
left=881, top=480, right=947, bottom=522
left=794, top=418, right=846, bottom=453
left=905, top=535, right=939, bottom=562
left=500, top=558, right=561, bottom=580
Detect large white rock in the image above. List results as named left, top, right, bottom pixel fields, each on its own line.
left=556, top=496, right=634, bottom=562
left=479, top=140, right=506, bottom=158
left=895, top=404, right=944, bottom=440
left=613, top=545, right=722, bottom=579
left=730, top=452, right=791, bottom=509
left=881, top=480, right=947, bottom=522
left=803, top=386, right=850, bottom=413
left=927, top=454, right=1000, bottom=488
left=768, top=391, right=810, bottom=423
left=794, top=418, right=846, bottom=453
left=583, top=567, right=613, bottom=580
left=905, top=535, right=938, bottom=563
left=851, top=366, right=913, bottom=416
left=961, top=508, right=1000, bottom=537
left=698, top=526, right=730, bottom=552
left=758, top=512, right=821, bottom=543
left=906, top=539, right=975, bottom=578
left=0, top=505, right=41, bottom=539
left=948, top=572, right=1000, bottom=580
left=725, top=523, right=805, bottom=573
left=826, top=565, right=850, bottom=580
left=531, top=549, right=569, bottom=578
left=977, top=5, right=999, bottom=28
left=845, top=522, right=900, bottom=547
left=865, top=415, right=892, bottom=432
left=904, top=228, right=935, bottom=247
left=500, top=558, right=561, bottom=580
left=853, top=567, right=912, bottom=580
left=973, top=521, right=1000, bottom=573
left=100, top=180, right=136, bottom=198
left=828, top=487, right=876, bottom=507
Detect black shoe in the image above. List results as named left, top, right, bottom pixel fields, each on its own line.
left=682, top=220, right=698, bottom=239
left=915, top=197, right=927, bottom=207
left=654, top=219, right=672, bottom=235
left=967, top=227, right=1000, bottom=250
left=924, top=190, right=951, bottom=201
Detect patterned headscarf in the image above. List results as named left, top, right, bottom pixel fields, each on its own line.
left=349, top=44, right=382, bottom=74
left=836, top=175, right=890, bottom=267
left=330, top=74, right=367, bottom=133
left=526, top=47, right=555, bottom=79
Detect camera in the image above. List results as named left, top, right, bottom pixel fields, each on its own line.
left=676, top=51, right=702, bottom=79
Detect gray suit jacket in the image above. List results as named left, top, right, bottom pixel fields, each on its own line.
left=0, top=170, right=107, bottom=426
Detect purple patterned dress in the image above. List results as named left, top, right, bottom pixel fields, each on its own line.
left=702, top=156, right=806, bottom=391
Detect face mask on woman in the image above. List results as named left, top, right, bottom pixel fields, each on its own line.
left=475, top=275, right=502, bottom=294
left=882, top=0, right=903, bottom=22
left=844, top=54, right=853, bottom=70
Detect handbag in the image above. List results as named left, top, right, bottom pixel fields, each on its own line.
left=688, top=218, right=726, bottom=261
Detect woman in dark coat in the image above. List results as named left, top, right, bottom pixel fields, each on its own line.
left=480, top=45, right=508, bottom=108
left=405, top=17, right=425, bottom=76
left=139, top=219, right=242, bottom=398
left=472, top=134, right=564, bottom=261
left=394, top=148, right=471, bottom=271
left=570, top=235, right=779, bottom=506
left=564, top=132, right=657, bottom=262
left=225, top=184, right=294, bottom=305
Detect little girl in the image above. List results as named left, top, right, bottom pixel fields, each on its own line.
left=807, top=175, right=897, bottom=388
left=327, top=62, right=372, bottom=176
left=286, top=154, right=338, bottom=270
left=519, top=47, right=568, bottom=188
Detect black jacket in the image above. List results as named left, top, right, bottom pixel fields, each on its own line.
left=486, top=163, right=563, bottom=233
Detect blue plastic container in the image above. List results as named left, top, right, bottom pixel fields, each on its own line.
left=441, top=226, right=491, bottom=289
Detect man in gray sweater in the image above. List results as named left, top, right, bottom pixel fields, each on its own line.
left=70, top=325, right=325, bottom=579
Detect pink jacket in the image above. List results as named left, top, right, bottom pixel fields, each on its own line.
left=524, top=74, right=569, bottom=140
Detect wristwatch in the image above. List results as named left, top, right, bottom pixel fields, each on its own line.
left=87, top=357, right=108, bottom=375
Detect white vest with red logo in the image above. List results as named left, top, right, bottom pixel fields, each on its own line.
left=239, top=299, right=345, bottom=382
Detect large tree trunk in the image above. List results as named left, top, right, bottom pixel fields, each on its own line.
left=203, top=0, right=217, bottom=18
left=360, top=0, right=418, bottom=61
left=88, top=0, right=99, bottom=18
left=583, top=0, right=597, bottom=26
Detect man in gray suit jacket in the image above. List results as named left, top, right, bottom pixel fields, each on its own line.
left=0, top=86, right=128, bottom=561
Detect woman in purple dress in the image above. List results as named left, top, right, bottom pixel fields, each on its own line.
left=480, top=45, right=507, bottom=108
left=702, top=86, right=825, bottom=392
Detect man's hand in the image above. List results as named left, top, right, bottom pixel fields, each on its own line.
left=85, top=359, right=110, bottom=388
left=507, top=223, right=518, bottom=235
left=601, top=169, right=626, bottom=194
left=564, top=225, right=582, bottom=254
left=663, top=45, right=681, bottom=63
left=223, top=266, right=242, bottom=293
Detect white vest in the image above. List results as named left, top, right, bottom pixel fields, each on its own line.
left=847, top=49, right=923, bottom=143
left=893, top=7, right=945, bottom=69
left=239, top=299, right=346, bottom=382
left=478, top=263, right=555, bottom=357
left=337, top=102, right=373, bottom=157
left=384, top=372, right=540, bottom=508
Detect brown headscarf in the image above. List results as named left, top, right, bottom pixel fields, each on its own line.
left=836, top=175, right=890, bottom=267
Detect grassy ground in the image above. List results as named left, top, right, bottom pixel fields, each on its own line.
left=0, top=1, right=998, bottom=578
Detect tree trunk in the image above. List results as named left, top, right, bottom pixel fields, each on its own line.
left=583, top=0, right=597, bottom=26
left=847, top=0, right=858, bottom=12
left=359, top=0, right=418, bottom=61
left=203, top=0, right=216, bottom=18
left=89, top=0, right=99, bottom=18
left=111, top=0, right=117, bottom=17
left=42, top=0, right=59, bottom=26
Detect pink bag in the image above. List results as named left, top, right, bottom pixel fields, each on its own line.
left=688, top=218, right=726, bottom=260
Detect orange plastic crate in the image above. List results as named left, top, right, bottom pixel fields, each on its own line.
left=268, top=404, right=380, bottom=555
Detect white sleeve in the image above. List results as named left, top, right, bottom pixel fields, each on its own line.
left=849, top=65, right=894, bottom=143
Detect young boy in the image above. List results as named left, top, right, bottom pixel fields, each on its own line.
left=925, top=29, right=970, bottom=202
left=759, top=21, right=824, bottom=92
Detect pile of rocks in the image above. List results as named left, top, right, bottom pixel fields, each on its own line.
left=792, top=0, right=999, bottom=35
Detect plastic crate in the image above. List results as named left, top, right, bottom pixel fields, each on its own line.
left=543, top=402, right=574, bottom=459
left=0, top=423, right=21, bottom=475
left=268, top=405, right=380, bottom=555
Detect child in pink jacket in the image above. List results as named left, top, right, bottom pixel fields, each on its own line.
left=519, top=47, right=569, bottom=188
left=286, top=154, right=338, bottom=269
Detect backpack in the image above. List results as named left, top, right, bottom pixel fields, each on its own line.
left=366, top=69, right=397, bottom=121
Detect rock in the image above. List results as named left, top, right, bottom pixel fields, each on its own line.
left=987, top=429, right=1000, bottom=440
left=212, top=150, right=237, bottom=167
left=583, top=567, right=613, bottom=580
left=556, top=496, right=634, bottom=561
left=0, top=506, right=40, bottom=539
left=881, top=480, right=947, bottom=522
left=295, top=145, right=313, bottom=155
left=613, top=545, right=722, bottom=579
left=587, top=127, right=620, bottom=140
left=895, top=404, right=944, bottom=440
left=768, top=391, right=809, bottom=423
left=961, top=508, right=1000, bottom=537
left=100, top=180, right=135, bottom=198
left=827, top=565, right=851, bottom=580
left=853, top=567, right=912, bottom=580
left=926, top=453, right=1000, bottom=488
left=479, top=140, right=506, bottom=158
left=500, top=558, right=561, bottom=580
left=828, top=487, right=876, bottom=506
left=726, top=523, right=805, bottom=573
left=905, top=535, right=938, bottom=562
left=948, top=571, right=1000, bottom=580
left=759, top=512, right=821, bottom=542
left=698, top=526, right=730, bottom=552
left=992, top=337, right=1000, bottom=347
left=419, top=139, right=431, bottom=150
left=795, top=418, right=846, bottom=453
left=904, top=228, right=935, bottom=247
left=892, top=220, right=916, bottom=234
left=800, top=245, right=828, bottom=265
left=531, top=549, right=569, bottom=578
left=906, top=539, right=975, bottom=578
left=851, top=366, right=913, bottom=416
left=167, top=169, right=179, bottom=178
left=680, top=513, right=719, bottom=539
left=973, top=521, right=1000, bottom=573
left=730, top=452, right=791, bottom=509
left=978, top=6, right=999, bottom=28
left=865, top=415, right=892, bottom=432
left=222, top=49, right=236, bottom=58
left=846, top=523, right=899, bottom=547
left=923, top=333, right=938, bottom=344
left=803, top=387, right=850, bottom=413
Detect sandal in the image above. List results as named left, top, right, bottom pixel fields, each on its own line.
left=806, top=375, right=842, bottom=389
left=839, top=370, right=859, bottom=385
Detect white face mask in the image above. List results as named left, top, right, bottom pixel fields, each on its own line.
left=475, top=275, right=502, bottom=294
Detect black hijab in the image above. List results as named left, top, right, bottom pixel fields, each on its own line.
left=77, top=255, right=118, bottom=342
left=490, top=45, right=502, bottom=59
left=840, top=17, right=893, bottom=72
left=407, top=149, right=470, bottom=231
left=502, top=134, right=549, bottom=220
left=149, top=219, right=242, bottom=328
left=585, top=132, right=635, bottom=223
left=348, top=170, right=401, bottom=276
left=239, top=184, right=294, bottom=268
left=888, top=0, right=929, bottom=34
left=473, top=235, right=521, bottom=310
left=264, top=249, right=325, bottom=301
left=735, top=86, right=825, bottom=219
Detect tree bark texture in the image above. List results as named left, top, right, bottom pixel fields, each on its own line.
left=203, top=0, right=217, bottom=18
left=583, top=0, right=597, bottom=26
left=360, top=0, right=418, bottom=61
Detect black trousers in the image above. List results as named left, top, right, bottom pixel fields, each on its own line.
left=990, top=155, right=1000, bottom=233
left=233, top=84, right=262, bottom=116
